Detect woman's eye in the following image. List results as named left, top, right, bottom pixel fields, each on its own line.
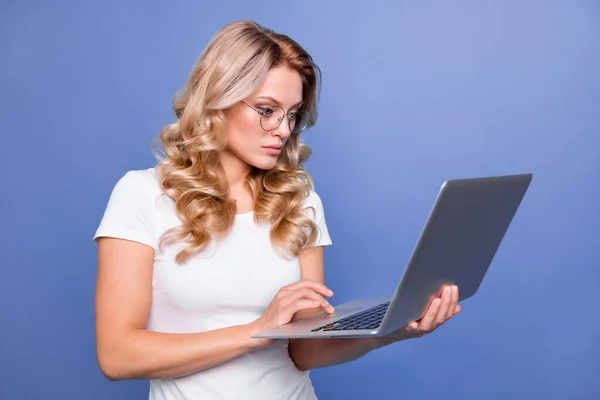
left=259, top=107, right=274, bottom=116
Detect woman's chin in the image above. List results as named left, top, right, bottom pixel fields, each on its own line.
left=249, top=156, right=279, bottom=171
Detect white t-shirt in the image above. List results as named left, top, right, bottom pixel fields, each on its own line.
left=93, top=168, right=333, bottom=400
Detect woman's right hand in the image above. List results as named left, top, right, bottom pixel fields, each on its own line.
left=249, top=280, right=335, bottom=345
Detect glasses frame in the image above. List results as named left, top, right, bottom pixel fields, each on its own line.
left=241, top=101, right=310, bottom=134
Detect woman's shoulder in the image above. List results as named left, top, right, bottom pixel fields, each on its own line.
left=112, top=167, right=162, bottom=195
left=94, top=167, right=163, bottom=248
left=102, top=167, right=166, bottom=215
left=300, top=185, right=329, bottom=222
left=303, top=186, right=326, bottom=207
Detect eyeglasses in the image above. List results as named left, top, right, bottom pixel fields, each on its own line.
left=241, top=101, right=310, bottom=134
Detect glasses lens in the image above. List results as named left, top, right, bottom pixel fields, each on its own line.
left=260, top=106, right=285, bottom=131
left=290, top=110, right=310, bottom=134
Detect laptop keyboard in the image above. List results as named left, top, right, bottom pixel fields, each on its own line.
left=311, top=301, right=390, bottom=332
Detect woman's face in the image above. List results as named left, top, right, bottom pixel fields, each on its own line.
left=222, top=65, right=304, bottom=172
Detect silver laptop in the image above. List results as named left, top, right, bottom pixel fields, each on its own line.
left=252, top=173, right=532, bottom=339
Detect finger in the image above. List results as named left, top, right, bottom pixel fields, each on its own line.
left=398, top=320, right=418, bottom=333
left=282, top=280, right=332, bottom=296
left=282, top=287, right=330, bottom=308
left=282, top=280, right=334, bottom=298
left=281, top=287, right=334, bottom=313
left=434, top=286, right=453, bottom=325
left=446, top=285, right=459, bottom=319
left=282, top=299, right=326, bottom=322
left=454, top=304, right=462, bottom=315
left=399, top=321, right=416, bottom=332
left=399, top=321, right=420, bottom=336
left=419, top=297, right=442, bottom=332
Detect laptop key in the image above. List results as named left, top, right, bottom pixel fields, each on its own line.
left=311, top=301, right=391, bottom=332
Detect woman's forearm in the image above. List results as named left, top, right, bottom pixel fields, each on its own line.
left=288, top=336, right=399, bottom=371
left=98, top=323, right=268, bottom=381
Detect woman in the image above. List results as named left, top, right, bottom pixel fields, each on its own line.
left=93, top=20, right=460, bottom=399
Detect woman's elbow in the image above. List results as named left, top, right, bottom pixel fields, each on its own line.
left=295, top=362, right=311, bottom=372
left=288, top=340, right=311, bottom=371
left=96, top=342, right=135, bottom=381
left=97, top=352, right=127, bottom=381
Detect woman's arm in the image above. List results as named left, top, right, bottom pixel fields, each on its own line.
left=288, top=247, right=461, bottom=371
left=287, top=247, right=383, bottom=370
left=95, top=237, right=271, bottom=381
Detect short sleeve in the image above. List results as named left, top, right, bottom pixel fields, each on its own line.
left=93, top=170, right=157, bottom=249
left=303, top=190, right=333, bottom=247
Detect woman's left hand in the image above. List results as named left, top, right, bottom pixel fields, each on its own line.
left=384, top=284, right=461, bottom=341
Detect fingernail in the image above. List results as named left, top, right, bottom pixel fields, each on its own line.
left=328, top=289, right=333, bottom=296
left=313, top=301, right=320, bottom=306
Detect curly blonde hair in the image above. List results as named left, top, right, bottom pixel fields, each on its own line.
left=151, top=20, right=323, bottom=264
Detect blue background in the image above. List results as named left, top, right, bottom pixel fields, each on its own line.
left=1, top=1, right=599, bottom=399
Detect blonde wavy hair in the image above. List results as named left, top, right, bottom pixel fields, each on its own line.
left=152, top=20, right=323, bottom=264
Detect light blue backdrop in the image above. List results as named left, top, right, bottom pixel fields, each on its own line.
left=1, top=1, right=598, bottom=399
